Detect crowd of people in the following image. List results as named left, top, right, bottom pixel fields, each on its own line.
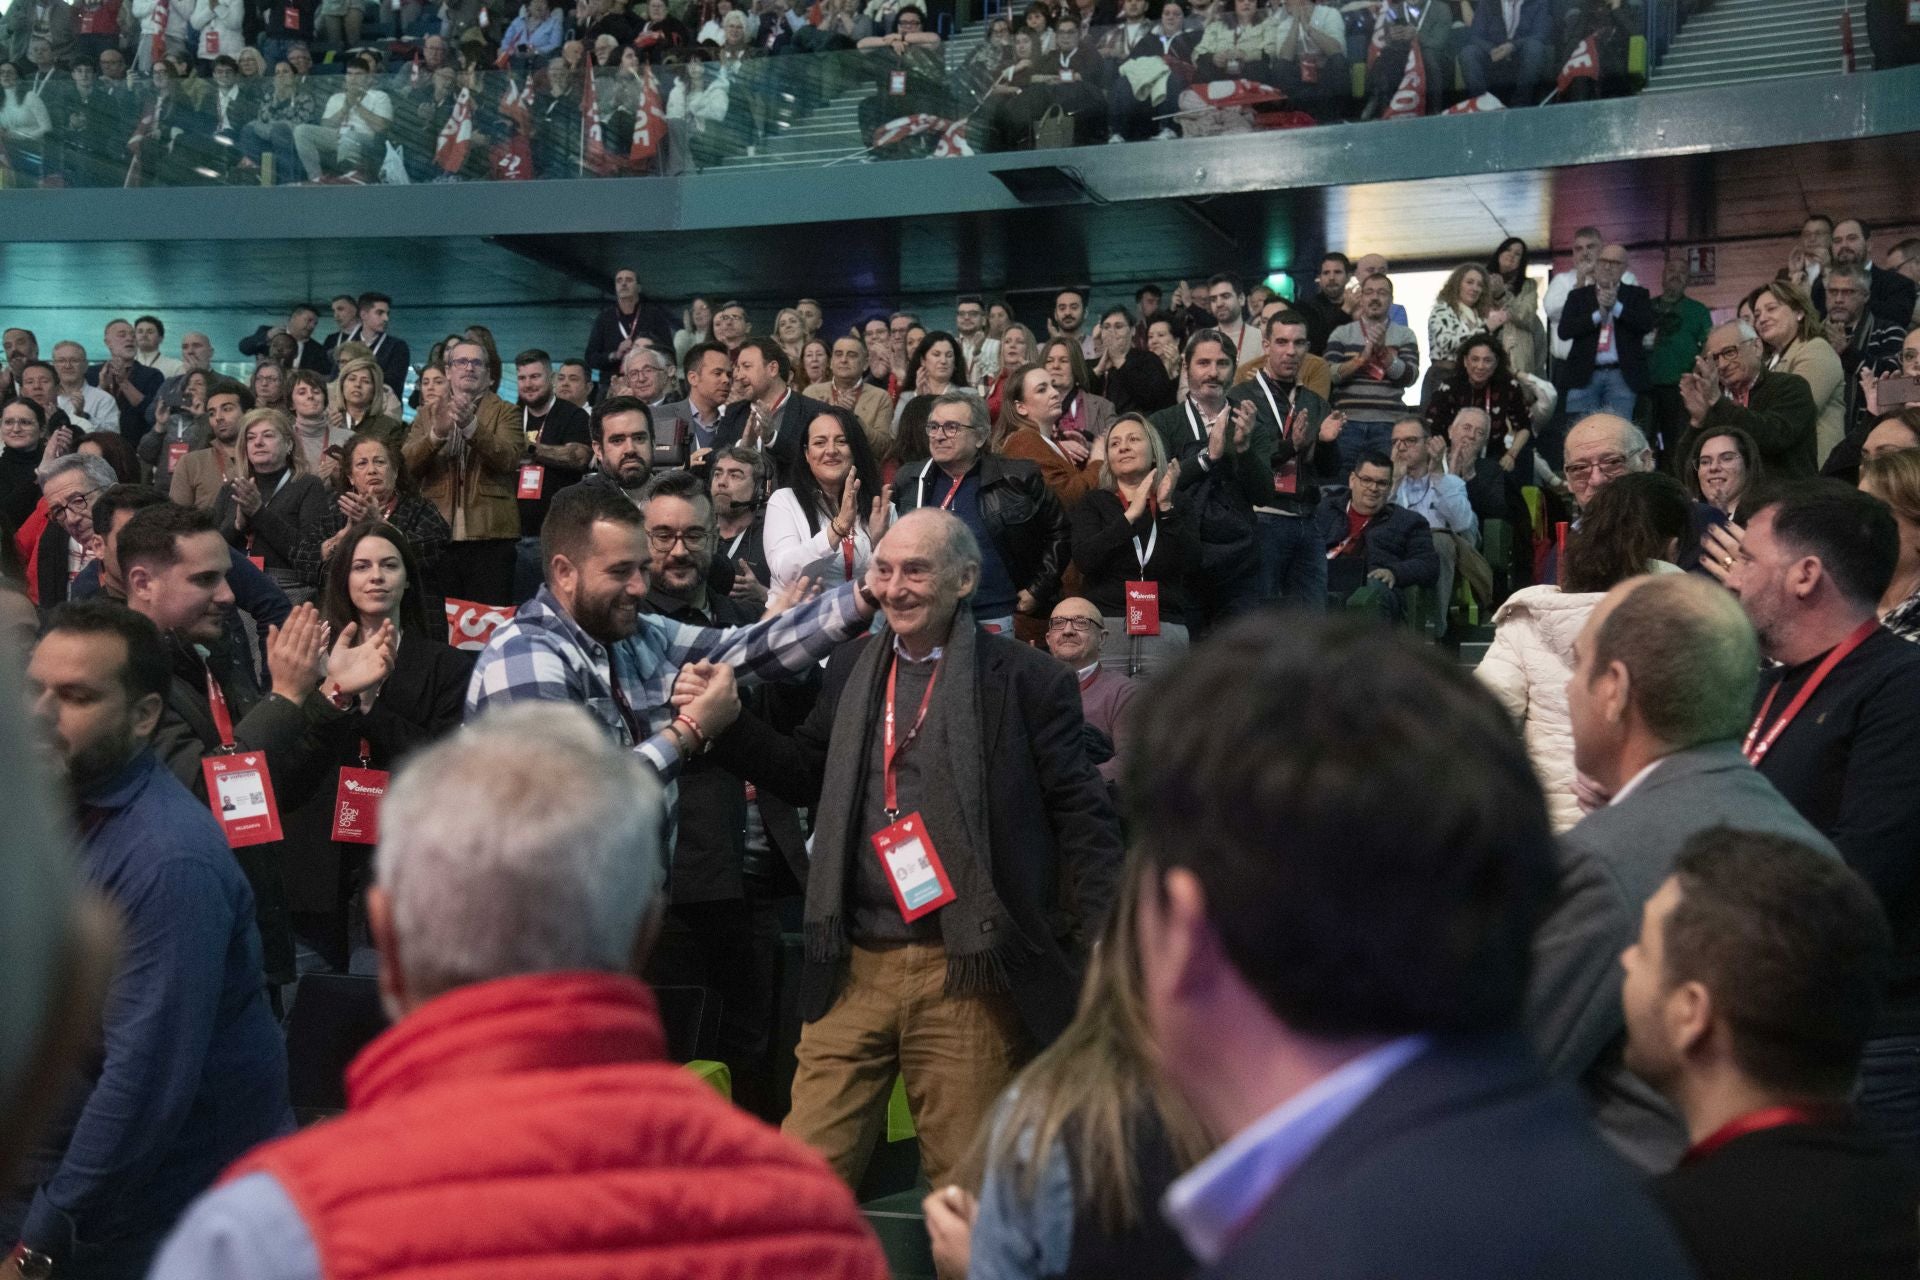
left=4, top=209, right=1920, bottom=1280
left=0, top=0, right=1698, bottom=183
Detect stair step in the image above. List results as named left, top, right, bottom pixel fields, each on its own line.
left=1647, top=64, right=1842, bottom=90
left=1661, top=45, right=1842, bottom=70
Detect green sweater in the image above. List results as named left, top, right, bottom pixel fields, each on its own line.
left=1647, top=295, right=1713, bottom=388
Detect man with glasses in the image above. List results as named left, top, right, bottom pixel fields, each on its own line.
left=1557, top=243, right=1654, bottom=423
left=1816, top=219, right=1919, bottom=333
left=1822, top=263, right=1908, bottom=438
left=802, top=336, right=894, bottom=458
left=1045, top=595, right=1134, bottom=787
left=1312, top=449, right=1437, bottom=619
left=1561, top=412, right=1654, bottom=513
left=404, top=338, right=524, bottom=606
left=31, top=453, right=116, bottom=613
left=1676, top=320, right=1818, bottom=479
left=953, top=295, right=1000, bottom=392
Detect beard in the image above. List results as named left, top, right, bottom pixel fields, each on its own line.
left=569, top=581, right=639, bottom=645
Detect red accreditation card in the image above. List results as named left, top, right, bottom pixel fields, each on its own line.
left=870, top=812, right=957, bottom=922
left=203, top=753, right=285, bottom=848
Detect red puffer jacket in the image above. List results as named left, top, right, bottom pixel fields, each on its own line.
left=223, top=970, right=890, bottom=1280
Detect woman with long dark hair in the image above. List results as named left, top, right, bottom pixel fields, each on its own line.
left=1425, top=333, right=1532, bottom=476
left=763, top=406, right=891, bottom=594
left=896, top=330, right=974, bottom=428
left=1485, top=235, right=1547, bottom=377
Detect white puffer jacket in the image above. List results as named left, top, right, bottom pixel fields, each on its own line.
left=1475, top=584, right=1606, bottom=833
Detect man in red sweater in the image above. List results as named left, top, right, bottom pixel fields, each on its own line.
left=147, top=702, right=890, bottom=1280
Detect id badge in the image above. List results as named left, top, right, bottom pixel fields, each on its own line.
left=1273, top=460, right=1298, bottom=495
left=331, top=765, right=390, bottom=844
left=1125, top=580, right=1161, bottom=636
left=1059, top=67, right=1075, bottom=81
left=517, top=463, right=545, bottom=497
left=870, top=812, right=957, bottom=921
left=168, top=439, right=190, bottom=470
left=202, top=753, right=284, bottom=848
left=889, top=68, right=907, bottom=95
left=1300, top=53, right=1320, bottom=83
left=1597, top=319, right=1614, bottom=354
left=205, top=28, right=220, bottom=51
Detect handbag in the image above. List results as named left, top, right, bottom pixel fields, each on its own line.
left=1031, top=104, right=1073, bottom=151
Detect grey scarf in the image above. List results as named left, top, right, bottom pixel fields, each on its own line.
left=803, top=608, right=1033, bottom=995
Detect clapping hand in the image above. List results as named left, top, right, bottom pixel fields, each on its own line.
left=338, top=490, right=372, bottom=523
left=326, top=618, right=397, bottom=697
left=229, top=474, right=263, bottom=517
left=1059, top=434, right=1091, bottom=465
left=1318, top=409, right=1346, bottom=443
left=1229, top=399, right=1257, bottom=452
left=1154, top=457, right=1180, bottom=510
left=1699, top=519, right=1746, bottom=588
left=266, top=604, right=330, bottom=703
left=866, top=483, right=894, bottom=543
left=760, top=573, right=818, bottom=619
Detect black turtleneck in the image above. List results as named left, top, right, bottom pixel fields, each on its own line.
left=1, top=443, right=42, bottom=529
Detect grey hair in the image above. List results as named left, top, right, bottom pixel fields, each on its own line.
left=890, top=507, right=982, bottom=596
left=931, top=389, right=990, bottom=438
left=36, top=452, right=117, bottom=490
left=375, top=703, right=667, bottom=1001
left=1450, top=407, right=1492, bottom=433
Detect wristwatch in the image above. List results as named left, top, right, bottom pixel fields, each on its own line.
left=8, top=1244, right=54, bottom=1278
left=857, top=581, right=882, bottom=613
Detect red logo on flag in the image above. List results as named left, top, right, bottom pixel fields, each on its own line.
left=630, top=67, right=667, bottom=162
left=435, top=86, right=474, bottom=173
left=1555, top=36, right=1599, bottom=94
left=1382, top=39, right=1426, bottom=118
left=446, top=599, right=518, bottom=651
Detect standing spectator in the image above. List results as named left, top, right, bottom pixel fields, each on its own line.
left=188, top=0, right=243, bottom=65
left=710, top=445, right=770, bottom=603
left=1674, top=320, right=1819, bottom=479
left=1824, top=263, right=1907, bottom=441
left=1860, top=449, right=1920, bottom=642
left=1295, top=252, right=1351, bottom=356
left=510, top=349, right=593, bottom=601
left=1679, top=427, right=1761, bottom=573
left=344, top=292, right=410, bottom=401
left=1125, top=612, right=1693, bottom=1278
left=1723, top=482, right=1920, bottom=1159
left=1531, top=574, right=1834, bottom=1171
left=1313, top=448, right=1438, bottom=620
left=293, top=432, right=450, bottom=624
left=213, top=408, right=330, bottom=599
left=899, top=331, right=973, bottom=429
left=404, top=338, right=522, bottom=606
left=998, top=362, right=1099, bottom=516
left=1069, top=413, right=1197, bottom=675
left=854, top=6, right=947, bottom=149
left=148, top=703, right=892, bottom=1280
left=49, top=342, right=121, bottom=435
left=1036, top=336, right=1110, bottom=447
left=576, top=395, right=655, bottom=507
left=660, top=341, right=733, bottom=463
left=1425, top=334, right=1533, bottom=477
left=1646, top=255, right=1715, bottom=460
left=1325, top=273, right=1420, bottom=468
left=169, top=378, right=252, bottom=511
left=584, top=267, right=677, bottom=382
left=763, top=407, right=891, bottom=596
left=954, top=295, right=1001, bottom=392
left=1476, top=470, right=1689, bottom=830
left=9, top=603, right=291, bottom=1280
left=1042, top=594, right=1136, bottom=786
left=719, top=508, right=1121, bottom=1190
left=287, top=369, right=348, bottom=473
left=87, top=318, right=164, bottom=444
left=1088, top=306, right=1175, bottom=416
left=1751, top=280, right=1847, bottom=466
left=1627, top=831, right=1919, bottom=1280
left=893, top=392, right=1070, bottom=634
left=238, top=305, right=329, bottom=378
left=984, top=322, right=1035, bottom=421
left=2, top=0, right=75, bottom=62
left=0, top=63, right=54, bottom=182
left=1485, top=236, right=1547, bottom=377
left=1817, top=219, right=1919, bottom=334
left=1557, top=243, right=1655, bottom=423
left=804, top=336, right=895, bottom=460
left=1458, top=0, right=1551, bottom=105
left=713, top=338, right=830, bottom=488
left=1425, top=262, right=1502, bottom=407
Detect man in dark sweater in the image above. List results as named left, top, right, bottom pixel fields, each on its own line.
left=583, top=268, right=677, bottom=385
left=511, top=349, right=593, bottom=602
left=5, top=603, right=291, bottom=1279
left=1726, top=481, right=1920, bottom=1161
left=1623, top=828, right=1918, bottom=1279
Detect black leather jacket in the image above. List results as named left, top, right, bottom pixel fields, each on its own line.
left=893, top=454, right=1072, bottom=608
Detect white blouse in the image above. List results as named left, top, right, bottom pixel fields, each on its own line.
left=763, top=485, right=876, bottom=596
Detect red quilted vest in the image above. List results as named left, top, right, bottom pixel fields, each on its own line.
left=223, top=971, right=890, bottom=1280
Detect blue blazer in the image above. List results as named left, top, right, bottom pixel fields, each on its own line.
left=1200, top=1034, right=1695, bottom=1280
left=1469, top=0, right=1551, bottom=46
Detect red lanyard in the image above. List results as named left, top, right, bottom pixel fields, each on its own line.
left=842, top=535, right=856, bottom=580
left=1682, top=1104, right=1838, bottom=1166
left=936, top=473, right=962, bottom=510
left=205, top=666, right=236, bottom=751
left=1742, top=620, right=1878, bottom=766
left=882, top=654, right=940, bottom=816
left=1078, top=668, right=1098, bottom=693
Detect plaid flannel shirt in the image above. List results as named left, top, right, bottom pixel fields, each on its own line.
left=466, top=580, right=866, bottom=780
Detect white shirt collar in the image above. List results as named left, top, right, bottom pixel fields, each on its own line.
left=892, top=634, right=942, bottom=664
left=1076, top=660, right=1100, bottom=682
left=1163, top=1035, right=1427, bottom=1265
left=1609, top=756, right=1667, bottom=807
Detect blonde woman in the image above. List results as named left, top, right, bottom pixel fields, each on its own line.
left=987, top=322, right=1038, bottom=421
left=1860, top=448, right=1920, bottom=642
left=215, top=408, right=331, bottom=595
left=1751, top=279, right=1846, bottom=465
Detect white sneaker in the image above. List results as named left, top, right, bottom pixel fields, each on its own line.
left=1155, top=126, right=1177, bottom=140
left=1107, top=132, right=1124, bottom=144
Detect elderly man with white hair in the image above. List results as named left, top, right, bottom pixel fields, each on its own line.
left=1676, top=318, right=1818, bottom=479
left=150, top=703, right=891, bottom=1280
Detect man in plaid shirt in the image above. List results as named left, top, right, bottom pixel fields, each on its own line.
left=468, top=482, right=878, bottom=784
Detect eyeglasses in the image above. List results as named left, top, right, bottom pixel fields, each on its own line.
left=1046, top=616, right=1100, bottom=634
left=1706, top=344, right=1746, bottom=364
left=446, top=357, right=487, bottom=370
left=647, top=528, right=709, bottom=551
left=1564, top=454, right=1630, bottom=483
left=49, top=487, right=101, bottom=519
left=926, top=421, right=974, bottom=438
left=1351, top=475, right=1390, bottom=489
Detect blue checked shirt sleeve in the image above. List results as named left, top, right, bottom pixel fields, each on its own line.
left=652, top=581, right=867, bottom=685
left=465, top=627, right=583, bottom=716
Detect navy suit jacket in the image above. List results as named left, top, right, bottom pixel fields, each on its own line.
left=1557, top=282, right=1657, bottom=394
left=1469, top=0, right=1550, bottom=45
left=1201, top=1034, right=1695, bottom=1280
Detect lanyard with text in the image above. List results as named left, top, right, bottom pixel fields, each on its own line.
left=1255, top=372, right=1302, bottom=493
left=1127, top=500, right=1162, bottom=636
left=1682, top=1104, right=1839, bottom=1167
left=873, top=654, right=957, bottom=921
left=200, top=666, right=285, bottom=847
left=518, top=404, right=547, bottom=497
left=1742, top=620, right=1877, bottom=766
left=333, top=737, right=390, bottom=844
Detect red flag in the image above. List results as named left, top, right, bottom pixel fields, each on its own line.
left=1839, top=3, right=1856, bottom=71
left=148, top=0, right=170, bottom=70
left=579, top=66, right=614, bottom=173
left=445, top=599, right=517, bottom=651
left=1365, top=2, right=1389, bottom=69
left=498, top=74, right=532, bottom=131
left=629, top=67, right=666, bottom=162
left=489, top=134, right=532, bottom=180
left=1188, top=78, right=1285, bottom=109
left=435, top=85, right=473, bottom=172
left=1555, top=35, right=1599, bottom=94
left=1382, top=39, right=1425, bottom=118
left=1444, top=91, right=1504, bottom=113
left=870, top=113, right=973, bottom=155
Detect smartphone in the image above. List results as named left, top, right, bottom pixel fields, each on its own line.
left=1880, top=376, right=1920, bottom=409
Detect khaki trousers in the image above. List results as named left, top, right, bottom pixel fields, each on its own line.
left=783, top=941, right=1023, bottom=1190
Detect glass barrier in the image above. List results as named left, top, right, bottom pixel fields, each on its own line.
left=0, top=0, right=1674, bottom=188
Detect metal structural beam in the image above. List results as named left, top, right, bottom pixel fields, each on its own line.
left=0, top=68, right=1912, bottom=242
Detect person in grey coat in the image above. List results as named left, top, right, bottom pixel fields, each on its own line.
left=1528, top=573, right=1838, bottom=1172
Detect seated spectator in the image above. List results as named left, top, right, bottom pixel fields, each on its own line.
left=1860, top=449, right=1920, bottom=642
left=1108, top=0, right=1194, bottom=141
left=634, top=0, right=693, bottom=57
left=1675, top=320, right=1819, bottom=479
left=1388, top=415, right=1485, bottom=627
left=1325, top=273, right=1419, bottom=468
left=1088, top=305, right=1176, bottom=415
left=1313, top=448, right=1437, bottom=620
left=665, top=52, right=732, bottom=170
left=250, top=362, right=289, bottom=415
left=1458, top=0, right=1551, bottom=106
left=1042, top=594, right=1136, bottom=786
left=1360, top=0, right=1448, bottom=119
left=213, top=408, right=330, bottom=600
left=1557, top=0, right=1642, bottom=100
left=0, top=63, right=53, bottom=182
left=1040, top=336, right=1115, bottom=452
left=48, top=342, right=119, bottom=435
left=981, top=28, right=1048, bottom=150
left=1193, top=0, right=1266, bottom=81
left=329, top=354, right=405, bottom=447
left=1679, top=426, right=1761, bottom=573
left=27, top=450, right=114, bottom=613
left=1033, top=13, right=1110, bottom=143
left=1530, top=574, right=1834, bottom=1170
left=1477, top=470, right=1689, bottom=831
left=499, top=0, right=566, bottom=69
left=292, top=54, right=391, bottom=183
left=1069, top=413, right=1198, bottom=675
left=1628, top=830, right=1920, bottom=1280
left=1447, top=407, right=1510, bottom=525
left=8, top=603, right=292, bottom=1280
left=855, top=6, right=947, bottom=151
left=293, top=432, right=451, bottom=622
left=1823, top=263, right=1906, bottom=440
left=763, top=406, right=891, bottom=595
left=287, top=367, right=347, bottom=474
left=923, top=848, right=1208, bottom=1280
left=1125, top=612, right=1693, bottom=1277
left=1262, top=0, right=1345, bottom=120
left=149, top=703, right=892, bottom=1280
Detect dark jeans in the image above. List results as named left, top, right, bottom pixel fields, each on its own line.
left=1458, top=36, right=1553, bottom=105
left=1254, top=511, right=1327, bottom=609
left=439, top=537, right=518, bottom=606
left=644, top=888, right=785, bottom=1121
left=1857, top=1033, right=1920, bottom=1166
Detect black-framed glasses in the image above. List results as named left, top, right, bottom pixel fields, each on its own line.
left=49, top=487, right=101, bottom=519
left=1564, top=454, right=1630, bottom=482
left=1046, top=616, right=1100, bottom=634
left=647, top=528, right=709, bottom=551
left=446, top=357, right=487, bottom=370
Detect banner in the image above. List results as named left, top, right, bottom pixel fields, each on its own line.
left=498, top=74, right=533, bottom=132
left=870, top=113, right=973, bottom=156
left=1186, top=77, right=1284, bottom=109
left=1444, top=92, right=1505, bottom=113
left=1555, top=35, right=1599, bottom=94
left=1382, top=38, right=1425, bottom=118
left=435, top=86, right=473, bottom=172
left=446, top=598, right=517, bottom=651
left=630, top=67, right=666, bottom=162
left=580, top=66, right=615, bottom=174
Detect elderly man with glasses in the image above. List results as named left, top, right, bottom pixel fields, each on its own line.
left=1557, top=244, right=1656, bottom=424
left=1044, top=594, right=1134, bottom=786
left=1676, top=319, right=1819, bottom=479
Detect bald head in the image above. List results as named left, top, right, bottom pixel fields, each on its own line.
left=1563, top=413, right=1652, bottom=509
left=1047, top=594, right=1105, bottom=665
left=871, top=508, right=982, bottom=652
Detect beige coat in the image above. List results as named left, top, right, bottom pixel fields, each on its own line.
left=1774, top=336, right=1846, bottom=466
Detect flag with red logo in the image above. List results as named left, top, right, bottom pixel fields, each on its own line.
left=1555, top=35, right=1599, bottom=94
left=445, top=599, right=518, bottom=650
left=1366, top=1, right=1389, bottom=68
left=1444, top=92, right=1505, bottom=113
left=149, top=0, right=170, bottom=70
left=1187, top=78, right=1285, bottom=109
left=498, top=73, right=533, bottom=131
left=870, top=113, right=973, bottom=156
left=1381, top=37, right=1425, bottom=117
left=489, top=133, right=532, bottom=180
left=435, top=85, right=473, bottom=172
left=579, top=66, right=614, bottom=173
left=629, top=66, right=667, bottom=162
